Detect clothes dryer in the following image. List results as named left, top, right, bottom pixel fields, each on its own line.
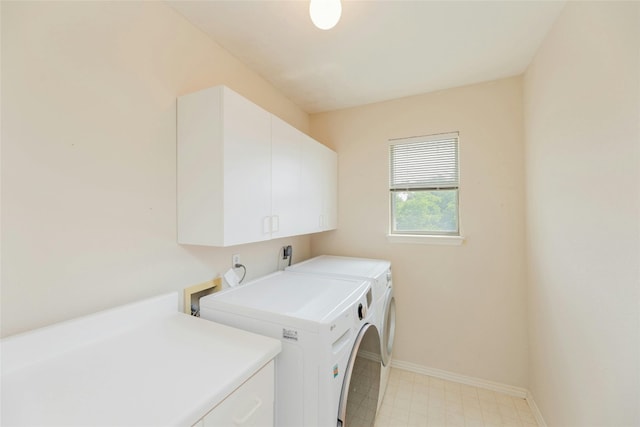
left=286, top=255, right=396, bottom=409
left=199, top=271, right=381, bottom=427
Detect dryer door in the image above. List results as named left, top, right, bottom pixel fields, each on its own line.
left=337, top=323, right=381, bottom=427
left=381, top=285, right=396, bottom=366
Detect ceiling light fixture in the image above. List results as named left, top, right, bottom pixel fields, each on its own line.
left=309, top=0, right=342, bottom=30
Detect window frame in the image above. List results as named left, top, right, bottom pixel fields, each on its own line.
left=388, top=132, right=462, bottom=241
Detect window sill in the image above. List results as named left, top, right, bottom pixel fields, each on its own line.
left=387, top=234, right=465, bottom=246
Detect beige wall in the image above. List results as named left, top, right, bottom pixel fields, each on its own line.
left=310, top=77, right=528, bottom=388
left=524, top=2, right=640, bottom=425
left=1, top=1, right=311, bottom=337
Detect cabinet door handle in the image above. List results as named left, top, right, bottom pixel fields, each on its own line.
left=232, top=397, right=263, bottom=425
left=271, top=215, right=279, bottom=232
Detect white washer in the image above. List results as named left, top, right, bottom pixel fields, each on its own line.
left=199, top=271, right=381, bottom=427
left=286, top=255, right=396, bottom=409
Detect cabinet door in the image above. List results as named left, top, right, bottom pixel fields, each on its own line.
left=319, top=145, right=338, bottom=231
left=203, top=361, right=274, bottom=427
left=222, top=88, right=272, bottom=246
left=299, top=135, right=324, bottom=233
left=300, top=137, right=337, bottom=232
left=270, top=116, right=306, bottom=238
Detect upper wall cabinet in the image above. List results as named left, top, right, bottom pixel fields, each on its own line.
left=177, top=86, right=271, bottom=247
left=177, top=86, right=337, bottom=247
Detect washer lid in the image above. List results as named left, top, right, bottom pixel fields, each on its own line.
left=200, top=271, right=369, bottom=331
left=288, top=255, right=390, bottom=280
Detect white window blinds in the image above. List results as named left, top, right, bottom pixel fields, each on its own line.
left=389, top=132, right=459, bottom=190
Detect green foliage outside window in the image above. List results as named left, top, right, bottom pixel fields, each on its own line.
left=393, top=189, right=458, bottom=233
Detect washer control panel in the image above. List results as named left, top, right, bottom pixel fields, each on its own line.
left=356, top=288, right=373, bottom=321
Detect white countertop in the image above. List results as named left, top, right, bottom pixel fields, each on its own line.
left=1, top=293, right=281, bottom=427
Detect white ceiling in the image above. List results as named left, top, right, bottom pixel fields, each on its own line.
left=168, top=1, right=566, bottom=113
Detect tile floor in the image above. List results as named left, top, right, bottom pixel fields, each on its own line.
left=375, top=368, right=538, bottom=427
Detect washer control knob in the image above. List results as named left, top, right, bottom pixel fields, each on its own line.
left=357, top=303, right=367, bottom=320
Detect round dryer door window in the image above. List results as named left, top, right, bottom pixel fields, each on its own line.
left=381, top=286, right=396, bottom=366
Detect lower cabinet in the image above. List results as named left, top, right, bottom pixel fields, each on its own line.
left=193, top=361, right=275, bottom=427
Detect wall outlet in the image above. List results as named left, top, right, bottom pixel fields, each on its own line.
left=232, top=254, right=240, bottom=267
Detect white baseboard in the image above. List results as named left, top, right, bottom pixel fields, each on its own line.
left=526, top=390, right=548, bottom=427
left=391, top=358, right=528, bottom=398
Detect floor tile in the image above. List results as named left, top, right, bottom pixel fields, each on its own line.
left=375, top=368, right=538, bottom=427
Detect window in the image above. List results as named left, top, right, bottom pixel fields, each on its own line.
left=389, top=132, right=459, bottom=236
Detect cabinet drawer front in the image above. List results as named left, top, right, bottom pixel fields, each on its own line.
left=202, top=361, right=275, bottom=427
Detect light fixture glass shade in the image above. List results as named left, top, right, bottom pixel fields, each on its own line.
left=309, top=0, right=342, bottom=30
